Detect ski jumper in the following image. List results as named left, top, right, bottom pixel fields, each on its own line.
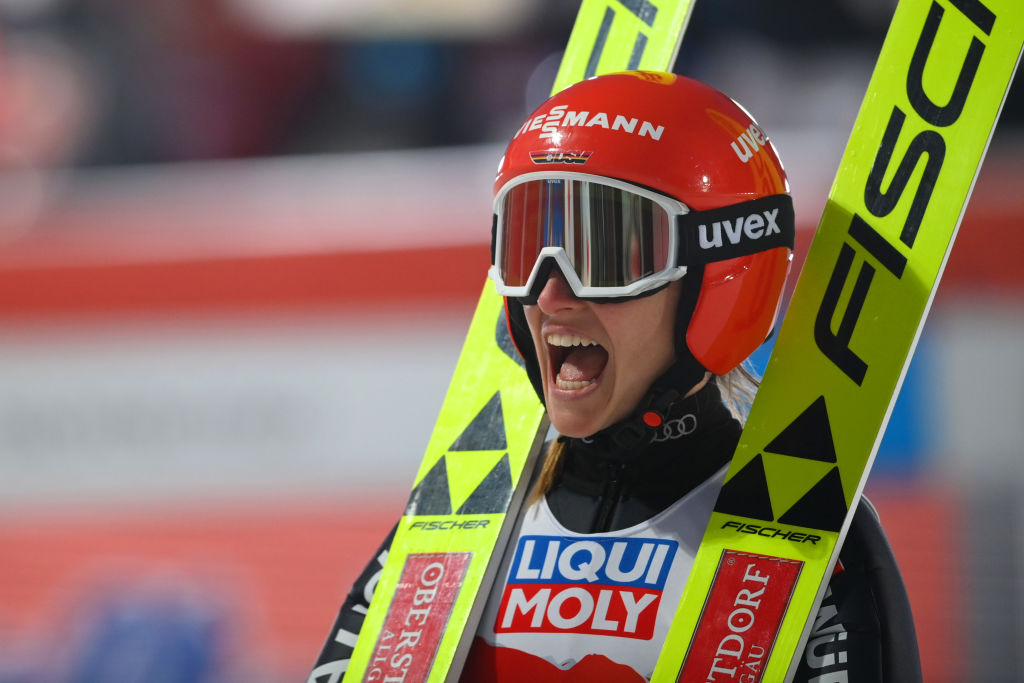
left=310, top=379, right=922, bottom=683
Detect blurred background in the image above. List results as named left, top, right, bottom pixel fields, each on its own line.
left=0, top=1, right=1020, bottom=681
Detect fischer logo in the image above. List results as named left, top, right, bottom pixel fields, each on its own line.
left=814, top=0, right=996, bottom=386
left=495, top=535, right=677, bottom=639
left=721, top=520, right=821, bottom=546
left=678, top=550, right=802, bottom=683
left=516, top=104, right=665, bottom=141
left=408, top=519, right=490, bottom=531
left=698, top=208, right=782, bottom=249
left=364, top=553, right=470, bottom=683
left=731, top=124, right=769, bottom=163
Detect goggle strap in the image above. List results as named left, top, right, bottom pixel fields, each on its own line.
left=677, top=194, right=795, bottom=267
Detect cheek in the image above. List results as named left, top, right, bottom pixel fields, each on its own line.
left=604, top=293, right=679, bottom=375
left=616, top=301, right=675, bottom=349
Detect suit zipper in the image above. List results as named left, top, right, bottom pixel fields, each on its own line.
left=594, top=461, right=626, bottom=532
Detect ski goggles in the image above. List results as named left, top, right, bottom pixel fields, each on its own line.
left=489, top=171, right=795, bottom=301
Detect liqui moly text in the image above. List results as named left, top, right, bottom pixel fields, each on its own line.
left=496, top=535, right=678, bottom=640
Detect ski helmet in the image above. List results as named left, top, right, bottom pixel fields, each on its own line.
left=491, top=71, right=794, bottom=401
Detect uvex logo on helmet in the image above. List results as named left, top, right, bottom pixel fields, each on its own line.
left=513, top=104, right=666, bottom=142
left=731, top=123, right=770, bottom=163
left=698, top=208, right=783, bottom=250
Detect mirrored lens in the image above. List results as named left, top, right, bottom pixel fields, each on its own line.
left=498, top=178, right=672, bottom=290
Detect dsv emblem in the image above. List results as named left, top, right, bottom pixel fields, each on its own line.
left=652, top=414, right=697, bottom=442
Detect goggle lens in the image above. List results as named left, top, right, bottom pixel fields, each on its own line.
left=496, top=177, right=674, bottom=294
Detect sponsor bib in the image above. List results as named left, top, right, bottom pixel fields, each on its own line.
left=468, top=467, right=726, bottom=681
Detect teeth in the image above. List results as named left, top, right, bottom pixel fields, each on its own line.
left=556, top=377, right=594, bottom=390
left=546, top=333, right=598, bottom=348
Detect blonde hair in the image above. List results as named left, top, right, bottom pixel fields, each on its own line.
left=717, top=362, right=761, bottom=425
left=528, top=365, right=761, bottom=504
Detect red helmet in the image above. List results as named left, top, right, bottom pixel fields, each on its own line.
left=494, top=71, right=793, bottom=398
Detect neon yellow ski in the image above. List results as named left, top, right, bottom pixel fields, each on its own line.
left=341, top=2, right=697, bottom=682
left=653, top=0, right=1024, bottom=681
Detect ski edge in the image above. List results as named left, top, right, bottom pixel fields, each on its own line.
left=440, top=417, right=550, bottom=683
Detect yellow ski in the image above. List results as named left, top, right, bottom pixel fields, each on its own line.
left=340, top=2, right=697, bottom=682
left=653, top=0, right=1024, bottom=681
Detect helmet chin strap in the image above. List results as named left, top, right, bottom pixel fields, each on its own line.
left=670, top=261, right=710, bottom=393
left=505, top=297, right=546, bottom=403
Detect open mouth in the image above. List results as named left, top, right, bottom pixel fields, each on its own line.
left=546, top=333, right=609, bottom=390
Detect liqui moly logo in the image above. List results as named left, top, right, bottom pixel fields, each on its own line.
left=364, top=553, right=470, bottom=683
left=495, top=536, right=677, bottom=640
left=678, top=550, right=802, bottom=683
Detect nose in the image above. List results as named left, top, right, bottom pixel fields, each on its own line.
left=535, top=268, right=581, bottom=314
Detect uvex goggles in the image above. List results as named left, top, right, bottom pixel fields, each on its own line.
left=489, top=172, right=795, bottom=301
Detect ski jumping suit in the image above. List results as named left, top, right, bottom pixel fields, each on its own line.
left=310, top=377, right=922, bottom=682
